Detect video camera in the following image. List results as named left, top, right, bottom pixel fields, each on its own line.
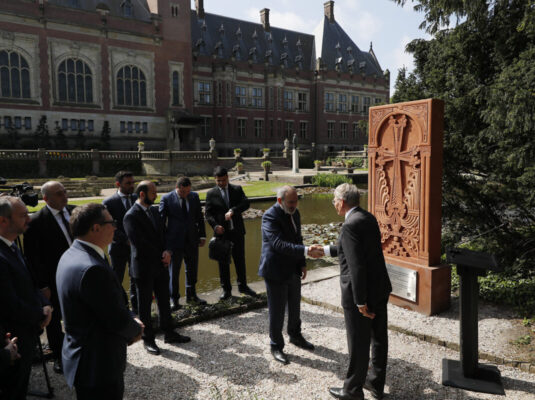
left=0, top=177, right=39, bottom=207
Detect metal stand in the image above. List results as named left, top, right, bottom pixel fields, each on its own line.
left=442, top=248, right=504, bottom=395
left=28, top=339, right=54, bottom=398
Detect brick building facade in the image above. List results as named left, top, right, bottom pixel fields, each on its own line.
left=0, top=0, right=389, bottom=154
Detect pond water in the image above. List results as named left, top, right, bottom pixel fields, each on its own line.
left=122, top=191, right=368, bottom=294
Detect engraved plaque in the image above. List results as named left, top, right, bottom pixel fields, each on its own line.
left=386, top=263, right=417, bottom=302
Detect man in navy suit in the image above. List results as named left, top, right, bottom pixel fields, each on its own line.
left=326, top=184, right=392, bottom=400
left=24, top=180, right=75, bottom=373
left=205, top=167, right=256, bottom=299
left=0, top=196, right=52, bottom=400
left=103, top=171, right=138, bottom=313
left=56, top=203, right=143, bottom=400
left=159, top=176, right=207, bottom=309
left=124, top=181, right=191, bottom=356
left=258, top=186, right=320, bottom=365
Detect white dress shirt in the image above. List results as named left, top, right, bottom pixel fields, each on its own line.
left=46, top=204, right=72, bottom=246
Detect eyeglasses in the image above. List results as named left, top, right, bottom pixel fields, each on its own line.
left=100, top=220, right=117, bottom=227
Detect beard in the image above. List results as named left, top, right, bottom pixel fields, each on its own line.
left=145, top=197, right=155, bottom=206
left=280, top=202, right=296, bottom=215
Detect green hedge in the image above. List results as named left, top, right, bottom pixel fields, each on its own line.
left=311, top=173, right=352, bottom=187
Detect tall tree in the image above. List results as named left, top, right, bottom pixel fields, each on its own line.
left=391, top=0, right=535, bottom=274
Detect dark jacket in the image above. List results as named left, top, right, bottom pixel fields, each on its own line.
left=159, top=190, right=206, bottom=252
left=102, top=192, right=138, bottom=252
left=258, top=203, right=306, bottom=281
left=123, top=203, right=166, bottom=279
left=205, top=184, right=250, bottom=236
left=56, top=240, right=141, bottom=388
left=329, top=207, right=392, bottom=310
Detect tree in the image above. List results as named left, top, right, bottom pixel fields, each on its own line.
left=100, top=120, right=111, bottom=149
left=33, top=115, right=50, bottom=148
left=53, top=121, right=68, bottom=149
left=391, top=0, right=535, bottom=275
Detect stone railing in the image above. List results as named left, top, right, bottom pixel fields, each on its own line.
left=0, top=149, right=39, bottom=160
left=327, top=150, right=367, bottom=159
left=141, top=151, right=213, bottom=161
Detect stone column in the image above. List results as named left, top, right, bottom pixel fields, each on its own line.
left=37, top=148, right=47, bottom=177
left=91, top=149, right=100, bottom=176
left=292, top=148, right=299, bottom=173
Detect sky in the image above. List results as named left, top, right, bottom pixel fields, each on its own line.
left=190, top=0, right=431, bottom=96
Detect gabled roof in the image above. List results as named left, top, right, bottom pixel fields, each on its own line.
left=319, top=16, right=383, bottom=77
left=191, top=11, right=316, bottom=71
left=47, top=0, right=152, bottom=22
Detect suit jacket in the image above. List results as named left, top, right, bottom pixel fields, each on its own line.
left=56, top=240, right=141, bottom=388
left=24, top=204, right=76, bottom=291
left=159, top=190, right=206, bottom=252
left=102, top=192, right=138, bottom=253
left=0, top=240, right=48, bottom=342
left=205, top=184, right=250, bottom=236
left=123, top=203, right=166, bottom=279
left=258, top=203, right=306, bottom=281
left=329, top=207, right=392, bottom=310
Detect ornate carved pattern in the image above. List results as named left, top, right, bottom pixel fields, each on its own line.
left=374, top=115, right=422, bottom=259
left=370, top=107, right=393, bottom=145
left=400, top=104, right=428, bottom=142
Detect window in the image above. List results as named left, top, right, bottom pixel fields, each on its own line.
left=79, top=119, right=85, bottom=131
left=121, top=0, right=133, bottom=17
left=127, top=121, right=133, bottom=133
left=338, top=94, right=347, bottom=112
left=269, top=119, right=274, bottom=137
left=251, top=88, right=263, bottom=108
left=58, top=58, right=93, bottom=103
left=277, top=87, right=282, bottom=110
left=340, top=122, right=348, bottom=139
left=24, top=117, right=31, bottom=130
left=269, top=87, right=274, bottom=110
left=299, top=121, right=307, bottom=139
left=116, top=65, right=147, bottom=107
left=325, top=92, right=334, bottom=112
left=277, top=119, right=282, bottom=137
left=284, top=90, right=294, bottom=111
left=237, top=119, right=246, bottom=137
left=88, top=120, right=94, bottom=131
left=120, top=121, right=125, bottom=133
left=172, top=71, right=180, bottom=106
left=285, top=121, right=294, bottom=138
left=197, top=81, right=212, bottom=105
left=201, top=117, right=211, bottom=137
left=218, top=116, right=223, bottom=136
left=142, top=122, right=148, bottom=133
left=375, top=98, right=383, bottom=104
left=351, top=95, right=359, bottom=112
left=226, top=82, right=231, bottom=106
left=298, top=92, right=307, bottom=112
left=0, top=50, right=31, bottom=99
left=14, top=117, right=21, bottom=129
left=363, top=97, right=371, bottom=114
left=217, top=81, right=223, bottom=105
left=327, top=122, right=335, bottom=139
left=254, top=119, right=263, bottom=138
left=62, top=118, right=68, bottom=130
left=4, top=116, right=11, bottom=128
left=135, top=122, right=141, bottom=133
left=171, top=3, right=179, bottom=17
left=70, top=119, right=78, bottom=131
left=235, top=86, right=247, bottom=107
left=353, top=123, right=359, bottom=139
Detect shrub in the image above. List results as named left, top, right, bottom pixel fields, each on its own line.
left=234, top=148, right=242, bottom=153
left=261, top=160, right=271, bottom=169
left=311, top=173, right=352, bottom=187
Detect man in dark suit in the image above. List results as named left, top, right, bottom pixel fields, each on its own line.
left=0, top=196, right=52, bottom=400
left=205, top=167, right=256, bottom=299
left=258, top=186, right=320, bottom=365
left=102, top=171, right=138, bottom=313
left=159, top=176, right=207, bottom=309
left=325, top=183, right=392, bottom=400
left=124, top=181, right=190, bottom=356
left=56, top=203, right=143, bottom=400
left=24, top=180, right=75, bottom=374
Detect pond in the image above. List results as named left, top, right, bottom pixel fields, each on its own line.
left=122, top=191, right=368, bottom=295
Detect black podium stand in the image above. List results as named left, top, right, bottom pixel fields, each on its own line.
left=442, top=248, right=505, bottom=395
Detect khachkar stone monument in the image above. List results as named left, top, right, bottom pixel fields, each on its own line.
left=368, top=98, right=451, bottom=315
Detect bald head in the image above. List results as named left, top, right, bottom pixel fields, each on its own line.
left=0, top=196, right=30, bottom=240
left=41, top=181, right=68, bottom=210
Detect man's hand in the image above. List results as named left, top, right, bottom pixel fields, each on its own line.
left=4, top=333, right=20, bottom=362
left=301, top=266, right=307, bottom=280
left=214, top=225, right=225, bottom=235
left=307, top=245, right=324, bottom=258
left=358, top=304, right=376, bottom=319
left=40, top=287, right=51, bottom=300
left=40, top=305, right=53, bottom=329
left=162, top=251, right=172, bottom=266
left=199, top=238, right=206, bottom=247
left=128, top=318, right=144, bottom=346
left=224, top=210, right=234, bottom=221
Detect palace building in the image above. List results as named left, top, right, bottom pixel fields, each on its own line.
left=0, top=0, right=389, bottom=154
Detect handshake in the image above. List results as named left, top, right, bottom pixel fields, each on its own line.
left=307, top=244, right=325, bottom=259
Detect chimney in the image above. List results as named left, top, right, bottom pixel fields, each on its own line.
left=324, top=1, right=334, bottom=23
left=195, top=0, right=205, bottom=19
left=260, top=8, right=270, bottom=32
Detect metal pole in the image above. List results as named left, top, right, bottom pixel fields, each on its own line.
left=458, top=265, right=479, bottom=377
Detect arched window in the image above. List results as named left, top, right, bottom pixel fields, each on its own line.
left=116, top=65, right=147, bottom=107
left=172, top=71, right=179, bottom=105
left=0, top=50, right=31, bottom=99
left=121, top=0, right=133, bottom=17
left=57, top=58, right=93, bottom=103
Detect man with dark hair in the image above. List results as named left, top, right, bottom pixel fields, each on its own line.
left=124, top=181, right=190, bottom=356
left=103, top=170, right=138, bottom=313
left=56, top=203, right=143, bottom=400
left=0, top=196, right=52, bottom=399
left=159, top=176, right=207, bottom=309
left=205, top=167, right=256, bottom=299
left=24, top=180, right=75, bottom=374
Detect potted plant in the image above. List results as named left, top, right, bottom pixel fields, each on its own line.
left=137, top=141, right=145, bottom=152
left=235, top=161, right=244, bottom=174
left=314, top=160, right=322, bottom=171
left=234, top=148, right=242, bottom=157
left=262, top=147, right=270, bottom=158
left=345, top=159, right=354, bottom=173
left=261, top=160, right=272, bottom=172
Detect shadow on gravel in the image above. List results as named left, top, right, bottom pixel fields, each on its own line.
left=420, top=297, right=520, bottom=322
left=501, top=374, right=535, bottom=396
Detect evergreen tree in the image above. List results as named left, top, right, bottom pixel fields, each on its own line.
left=34, top=115, right=50, bottom=148
left=100, top=121, right=111, bottom=149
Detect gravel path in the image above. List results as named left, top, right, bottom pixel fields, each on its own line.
left=29, top=301, right=535, bottom=399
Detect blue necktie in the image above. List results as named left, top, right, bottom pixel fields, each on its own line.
left=11, top=242, right=27, bottom=267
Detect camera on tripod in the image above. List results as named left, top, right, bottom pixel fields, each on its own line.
left=0, top=177, right=39, bottom=207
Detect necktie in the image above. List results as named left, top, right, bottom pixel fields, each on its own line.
left=124, top=195, right=133, bottom=210
left=146, top=208, right=157, bottom=230
left=11, top=242, right=26, bottom=267
left=181, top=198, right=188, bottom=218
left=288, top=214, right=297, bottom=233
left=222, top=188, right=229, bottom=207
left=59, top=209, right=73, bottom=242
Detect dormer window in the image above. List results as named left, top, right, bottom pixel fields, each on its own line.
left=68, top=0, right=79, bottom=7
left=121, top=0, right=133, bottom=17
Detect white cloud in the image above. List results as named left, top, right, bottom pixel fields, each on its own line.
left=393, top=35, right=415, bottom=72
left=337, top=9, right=382, bottom=50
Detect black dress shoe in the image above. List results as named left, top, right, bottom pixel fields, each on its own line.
left=170, top=299, right=181, bottom=311
left=186, top=295, right=207, bottom=305
left=164, top=331, right=191, bottom=344
left=270, top=348, right=289, bottom=365
left=238, top=285, right=257, bottom=297
left=219, top=291, right=232, bottom=300
left=53, top=359, right=63, bottom=374
left=144, top=340, right=161, bottom=355
left=328, top=387, right=364, bottom=400
left=289, top=334, right=315, bottom=350
left=364, top=379, right=383, bottom=399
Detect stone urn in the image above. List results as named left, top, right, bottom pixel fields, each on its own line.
left=137, top=141, right=145, bottom=152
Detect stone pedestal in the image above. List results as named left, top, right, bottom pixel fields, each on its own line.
left=292, top=149, right=299, bottom=173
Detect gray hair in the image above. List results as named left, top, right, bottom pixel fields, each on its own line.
left=277, top=185, right=297, bottom=201
left=0, top=196, right=18, bottom=218
left=333, top=183, right=360, bottom=208
left=41, top=181, right=62, bottom=197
